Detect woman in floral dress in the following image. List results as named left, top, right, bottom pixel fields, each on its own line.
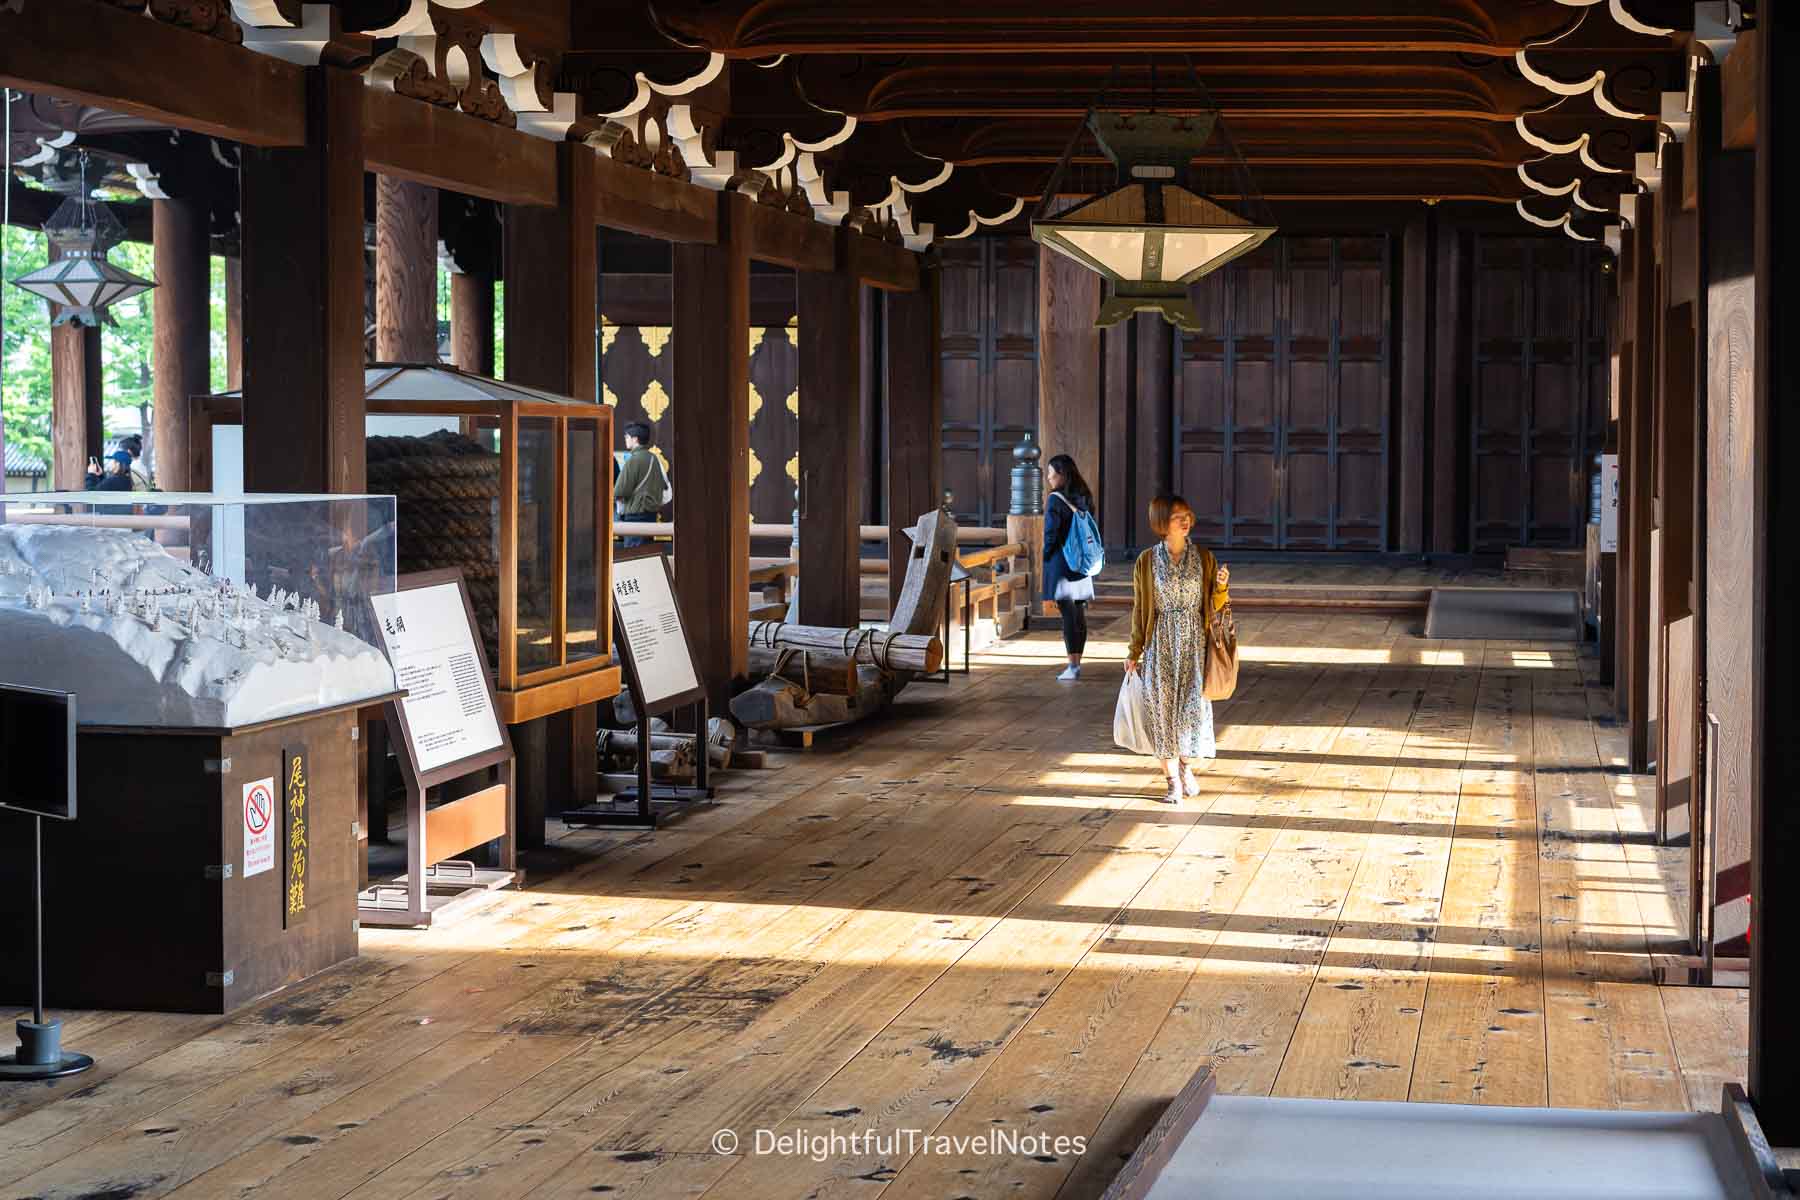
left=1125, top=495, right=1231, bottom=804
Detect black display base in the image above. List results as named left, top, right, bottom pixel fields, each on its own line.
left=561, top=793, right=716, bottom=830
left=0, top=1020, right=92, bottom=1082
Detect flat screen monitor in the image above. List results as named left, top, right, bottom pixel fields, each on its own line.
left=0, top=685, right=77, bottom=821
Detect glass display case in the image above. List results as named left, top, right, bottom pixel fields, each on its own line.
left=192, top=364, right=618, bottom=724
left=0, top=492, right=398, bottom=728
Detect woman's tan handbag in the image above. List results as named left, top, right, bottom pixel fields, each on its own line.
left=1203, top=571, right=1238, bottom=701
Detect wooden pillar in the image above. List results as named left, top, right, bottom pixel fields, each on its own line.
left=1704, top=132, right=1757, bottom=964
left=451, top=269, right=495, bottom=375
left=504, top=143, right=597, bottom=401
left=1039, top=249, right=1100, bottom=612
left=240, top=66, right=365, bottom=494
left=673, top=190, right=751, bottom=710
left=1751, top=3, right=1800, bottom=1139
left=375, top=176, right=439, bottom=363
left=1037, top=248, right=1101, bottom=484
left=50, top=303, right=102, bottom=490
left=885, top=277, right=940, bottom=606
left=860, top=285, right=882, bottom=526
left=224, top=255, right=243, bottom=390
left=796, top=264, right=862, bottom=627
left=1134, top=314, right=1174, bottom=547
left=1620, top=210, right=1657, bottom=772
left=1100, top=321, right=1133, bottom=551
left=1429, top=226, right=1466, bottom=556
left=1655, top=147, right=1699, bottom=846
left=151, top=195, right=210, bottom=490
left=504, top=143, right=599, bottom=838
left=1398, top=218, right=1430, bottom=555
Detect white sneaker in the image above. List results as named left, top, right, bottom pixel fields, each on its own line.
left=1056, top=664, right=1081, bottom=681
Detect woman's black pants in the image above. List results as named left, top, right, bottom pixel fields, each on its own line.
left=1057, top=599, right=1088, bottom=656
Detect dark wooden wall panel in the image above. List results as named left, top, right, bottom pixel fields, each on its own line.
left=1468, top=237, right=1609, bottom=551
left=1175, top=235, right=1391, bottom=550
left=937, top=237, right=1039, bottom=525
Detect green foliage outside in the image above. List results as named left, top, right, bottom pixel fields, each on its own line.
left=1, top=224, right=52, bottom=467
left=2, top=219, right=230, bottom=480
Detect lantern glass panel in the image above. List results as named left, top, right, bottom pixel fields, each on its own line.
left=1161, top=229, right=1261, bottom=282
left=516, top=416, right=558, bottom=673
left=1057, top=228, right=1146, bottom=280
left=565, top=419, right=600, bottom=665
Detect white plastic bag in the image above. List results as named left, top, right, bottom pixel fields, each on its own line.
left=1113, top=672, right=1155, bottom=756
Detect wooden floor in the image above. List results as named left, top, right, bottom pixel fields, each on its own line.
left=2, top=611, right=1748, bottom=1200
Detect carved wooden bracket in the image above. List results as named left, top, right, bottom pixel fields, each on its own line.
left=101, top=0, right=243, bottom=41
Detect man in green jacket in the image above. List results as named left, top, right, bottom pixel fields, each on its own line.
left=614, top=421, right=669, bottom=547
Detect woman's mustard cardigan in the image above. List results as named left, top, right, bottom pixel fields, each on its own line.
left=1126, top=544, right=1229, bottom=664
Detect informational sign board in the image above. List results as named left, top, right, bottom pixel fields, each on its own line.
left=1599, top=453, right=1620, bottom=553
left=612, top=551, right=705, bottom=714
left=371, top=576, right=506, bottom=778
left=0, top=685, right=77, bottom=821
left=243, top=776, right=276, bottom=878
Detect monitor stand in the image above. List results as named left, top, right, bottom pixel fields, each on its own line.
left=0, top=813, right=92, bottom=1081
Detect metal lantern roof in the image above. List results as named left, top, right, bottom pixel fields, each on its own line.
left=1030, top=61, right=1276, bottom=332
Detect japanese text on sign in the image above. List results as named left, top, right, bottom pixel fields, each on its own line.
left=284, top=748, right=309, bottom=921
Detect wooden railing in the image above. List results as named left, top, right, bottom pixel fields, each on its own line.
left=620, top=525, right=1033, bottom=645
left=613, top=521, right=1009, bottom=545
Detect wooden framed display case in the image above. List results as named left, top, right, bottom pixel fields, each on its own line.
left=192, top=363, right=621, bottom=724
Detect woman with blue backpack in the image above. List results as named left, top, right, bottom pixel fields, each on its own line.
left=1043, top=454, right=1105, bottom=681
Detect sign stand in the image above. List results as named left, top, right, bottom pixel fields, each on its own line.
left=565, top=547, right=716, bottom=830
left=0, top=685, right=92, bottom=1082
left=358, top=570, right=519, bottom=928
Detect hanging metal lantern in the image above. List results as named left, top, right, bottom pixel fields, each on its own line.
left=7, top=152, right=155, bottom=328
left=1031, top=59, right=1276, bottom=331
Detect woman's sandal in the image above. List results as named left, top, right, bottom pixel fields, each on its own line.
left=1181, top=766, right=1202, bottom=797
left=1160, top=779, right=1182, bottom=805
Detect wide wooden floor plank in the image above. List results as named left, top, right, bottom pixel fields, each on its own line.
left=4, top=608, right=1741, bottom=1200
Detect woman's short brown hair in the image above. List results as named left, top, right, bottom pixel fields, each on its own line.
left=1147, top=494, right=1196, bottom=537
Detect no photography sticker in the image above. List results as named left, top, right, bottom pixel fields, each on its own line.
left=244, top=776, right=276, bottom=878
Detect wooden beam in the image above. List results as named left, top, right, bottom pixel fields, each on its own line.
left=590, top=150, right=719, bottom=245
left=844, top=232, right=922, bottom=292
left=363, top=87, right=557, bottom=208
left=50, top=307, right=102, bottom=492
left=885, top=277, right=940, bottom=602
left=796, top=266, right=863, bottom=626
left=673, top=190, right=752, bottom=709
left=376, top=176, right=440, bottom=363
left=241, top=66, right=366, bottom=493
left=1037, top=245, right=1100, bottom=512
left=151, top=196, right=210, bottom=491
left=0, top=0, right=305, bottom=146
left=746, top=203, right=835, bottom=273
left=1750, top=1, right=1800, bottom=1142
